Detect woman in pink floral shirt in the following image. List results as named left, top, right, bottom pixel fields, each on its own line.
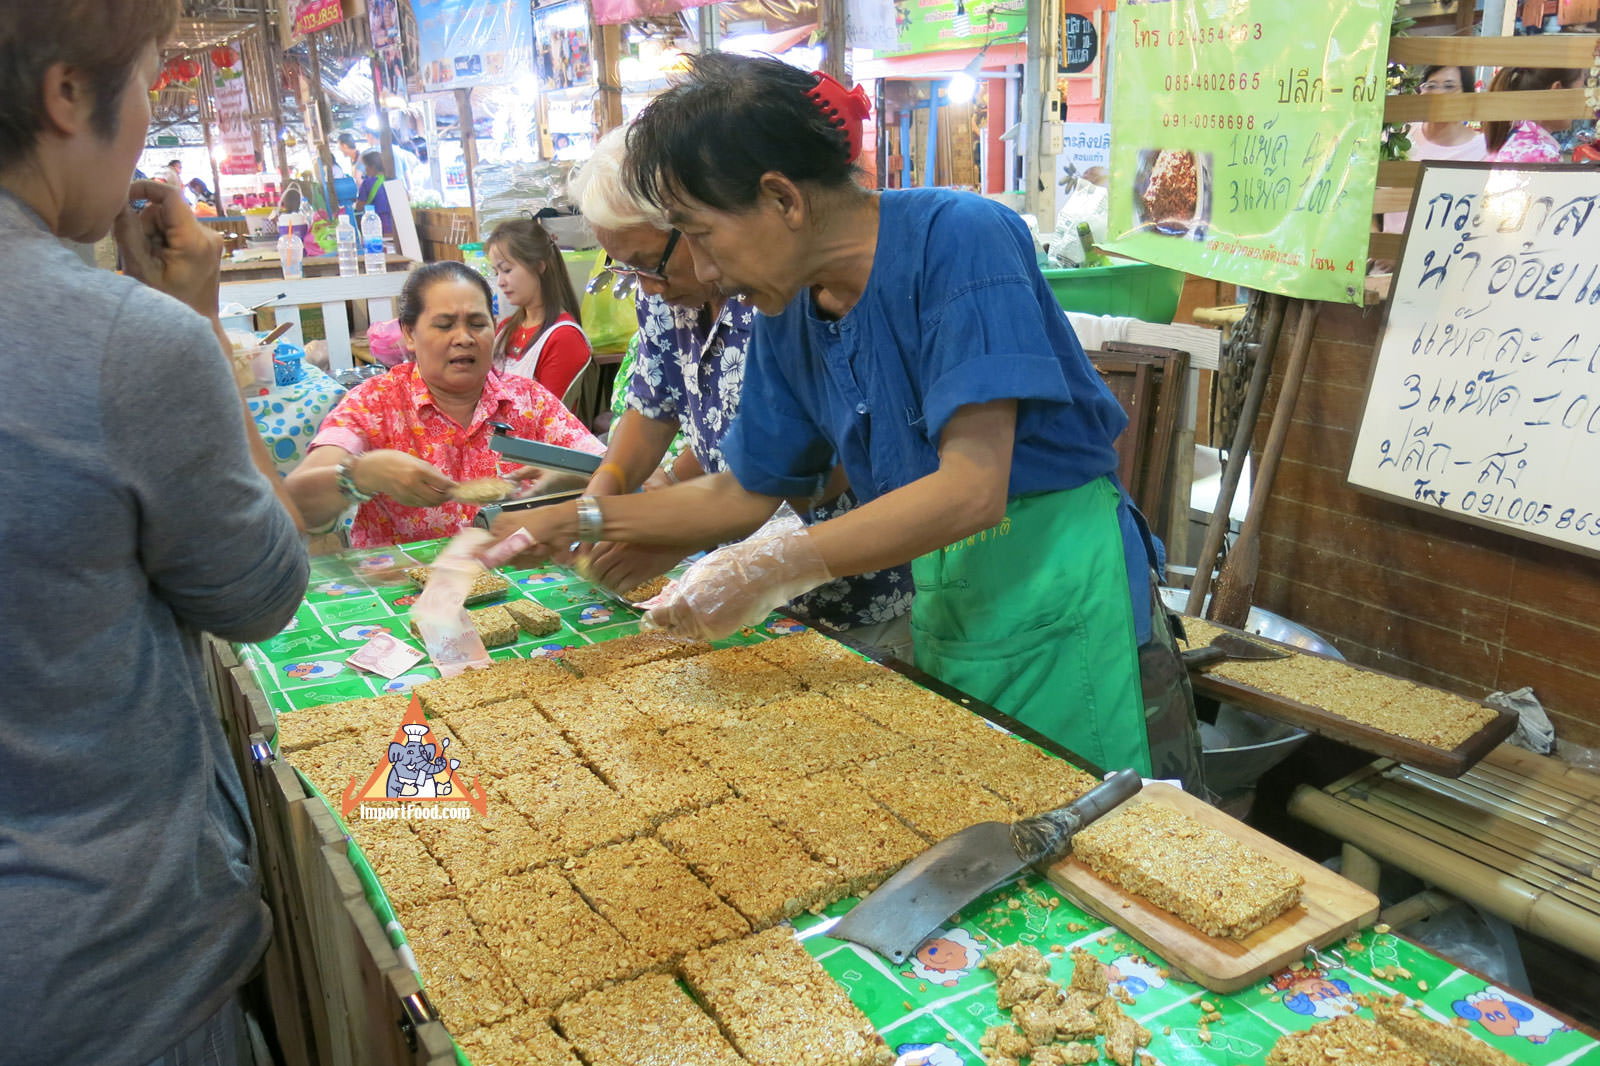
left=287, top=262, right=603, bottom=547
left=1485, top=66, right=1586, bottom=163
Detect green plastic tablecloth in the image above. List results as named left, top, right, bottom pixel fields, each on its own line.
left=238, top=541, right=1598, bottom=1066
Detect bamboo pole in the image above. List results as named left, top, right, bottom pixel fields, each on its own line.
left=1342, top=844, right=1383, bottom=893
left=1288, top=785, right=1600, bottom=963
left=1209, top=298, right=1321, bottom=628
left=1185, top=292, right=1287, bottom=616
left=1380, top=888, right=1458, bottom=931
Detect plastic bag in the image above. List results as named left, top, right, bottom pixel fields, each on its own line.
left=1048, top=182, right=1112, bottom=268
left=367, top=318, right=409, bottom=367
left=411, top=531, right=494, bottom=677
left=1487, top=686, right=1555, bottom=754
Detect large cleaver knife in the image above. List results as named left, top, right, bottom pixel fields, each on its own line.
left=831, top=768, right=1141, bottom=963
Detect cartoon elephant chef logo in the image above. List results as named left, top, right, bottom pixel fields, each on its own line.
left=388, top=723, right=458, bottom=798
left=340, top=694, right=486, bottom=819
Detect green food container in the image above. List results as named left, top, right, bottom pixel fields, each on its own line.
left=1041, top=259, right=1186, bottom=323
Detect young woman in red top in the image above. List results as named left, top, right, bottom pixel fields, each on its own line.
left=486, top=217, right=595, bottom=410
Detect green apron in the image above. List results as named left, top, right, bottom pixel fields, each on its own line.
left=910, top=476, right=1154, bottom=776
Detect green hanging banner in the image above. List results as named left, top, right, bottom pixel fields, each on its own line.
left=1105, top=0, right=1396, bottom=304
left=883, top=0, right=1028, bottom=56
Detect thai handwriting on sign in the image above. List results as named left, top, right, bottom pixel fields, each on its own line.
left=1350, top=165, right=1600, bottom=558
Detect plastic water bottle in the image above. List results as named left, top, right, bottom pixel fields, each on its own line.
left=361, top=207, right=386, bottom=275
left=336, top=210, right=360, bottom=277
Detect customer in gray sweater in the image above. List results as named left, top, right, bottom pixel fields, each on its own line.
left=0, top=4, right=309, bottom=1065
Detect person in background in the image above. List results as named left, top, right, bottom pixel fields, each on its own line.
left=0, top=3, right=309, bottom=1064
left=1381, top=65, right=1487, bottom=233
left=186, top=173, right=216, bottom=206
left=565, top=124, right=914, bottom=652
left=336, top=130, right=363, bottom=173
left=357, top=147, right=395, bottom=235
left=485, top=216, right=597, bottom=420
left=1486, top=66, right=1587, bottom=162
left=157, top=156, right=181, bottom=186
left=285, top=261, right=602, bottom=547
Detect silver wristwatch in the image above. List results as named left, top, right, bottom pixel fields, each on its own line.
left=335, top=459, right=375, bottom=503
left=575, top=495, right=605, bottom=541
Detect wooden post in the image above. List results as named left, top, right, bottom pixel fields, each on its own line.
left=373, top=58, right=397, bottom=182
left=455, top=88, right=479, bottom=224
left=201, top=114, right=225, bottom=216
left=259, top=0, right=289, bottom=186
left=818, top=0, right=848, bottom=84
left=305, top=33, right=340, bottom=218
left=593, top=22, right=624, bottom=135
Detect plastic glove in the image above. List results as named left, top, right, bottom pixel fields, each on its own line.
left=642, top=505, right=831, bottom=641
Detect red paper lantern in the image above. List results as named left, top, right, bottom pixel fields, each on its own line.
left=164, top=56, right=201, bottom=82
left=151, top=70, right=171, bottom=91
left=211, top=45, right=238, bottom=69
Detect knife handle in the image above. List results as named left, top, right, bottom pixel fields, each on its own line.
left=1180, top=645, right=1227, bottom=670
left=1009, top=768, right=1141, bottom=865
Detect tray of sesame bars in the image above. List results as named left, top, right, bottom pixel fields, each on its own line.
left=1178, top=617, right=1517, bottom=777
left=1045, top=783, right=1379, bottom=993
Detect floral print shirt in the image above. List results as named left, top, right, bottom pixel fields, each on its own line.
left=626, top=293, right=913, bottom=630
left=1492, top=121, right=1561, bottom=164
left=311, top=362, right=603, bottom=547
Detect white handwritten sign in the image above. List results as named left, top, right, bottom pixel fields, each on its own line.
left=1349, top=162, right=1600, bottom=558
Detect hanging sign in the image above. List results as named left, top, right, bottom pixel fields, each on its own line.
left=213, top=54, right=257, bottom=175
left=883, top=0, right=1028, bottom=56
left=1349, top=162, right=1600, bottom=559
left=291, top=0, right=345, bottom=38
left=370, top=0, right=409, bottom=100
left=1105, top=0, right=1395, bottom=304
left=413, top=0, right=533, bottom=91
left=1061, top=13, right=1098, bottom=74
left=533, top=2, right=595, bottom=92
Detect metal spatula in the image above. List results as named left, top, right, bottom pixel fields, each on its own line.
left=1181, top=632, right=1290, bottom=671
left=829, top=769, right=1141, bottom=964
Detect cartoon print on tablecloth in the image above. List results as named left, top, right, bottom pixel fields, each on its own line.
left=339, top=623, right=394, bottom=642
left=1106, top=953, right=1168, bottom=998
left=315, top=581, right=366, bottom=597
left=526, top=643, right=571, bottom=659
left=577, top=603, right=613, bottom=625
left=393, top=593, right=419, bottom=607
left=1453, top=987, right=1571, bottom=1045
left=766, top=617, right=807, bottom=637
left=894, top=1043, right=966, bottom=1066
left=1268, top=965, right=1358, bottom=1019
left=382, top=672, right=436, bottom=693
left=284, top=660, right=347, bottom=681
left=519, top=572, right=561, bottom=586
left=901, top=928, right=986, bottom=987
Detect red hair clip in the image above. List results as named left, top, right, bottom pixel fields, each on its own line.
left=806, top=70, right=872, bottom=163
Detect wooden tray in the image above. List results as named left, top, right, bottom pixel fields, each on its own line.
left=1045, top=784, right=1378, bottom=993
left=1184, top=620, right=1516, bottom=777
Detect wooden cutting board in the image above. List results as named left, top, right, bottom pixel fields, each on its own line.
left=1045, top=784, right=1378, bottom=993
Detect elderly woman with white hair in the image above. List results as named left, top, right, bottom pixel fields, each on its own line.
left=562, top=125, right=914, bottom=655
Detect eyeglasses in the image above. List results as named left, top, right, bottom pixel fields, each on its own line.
left=1419, top=79, right=1463, bottom=93
left=587, top=229, right=680, bottom=297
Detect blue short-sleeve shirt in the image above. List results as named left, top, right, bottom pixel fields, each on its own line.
left=722, top=188, right=1128, bottom=504
left=624, top=291, right=913, bottom=630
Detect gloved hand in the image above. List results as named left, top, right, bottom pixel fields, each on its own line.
left=642, top=506, right=832, bottom=641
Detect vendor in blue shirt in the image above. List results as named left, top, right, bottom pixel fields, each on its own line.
left=499, top=54, right=1196, bottom=781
